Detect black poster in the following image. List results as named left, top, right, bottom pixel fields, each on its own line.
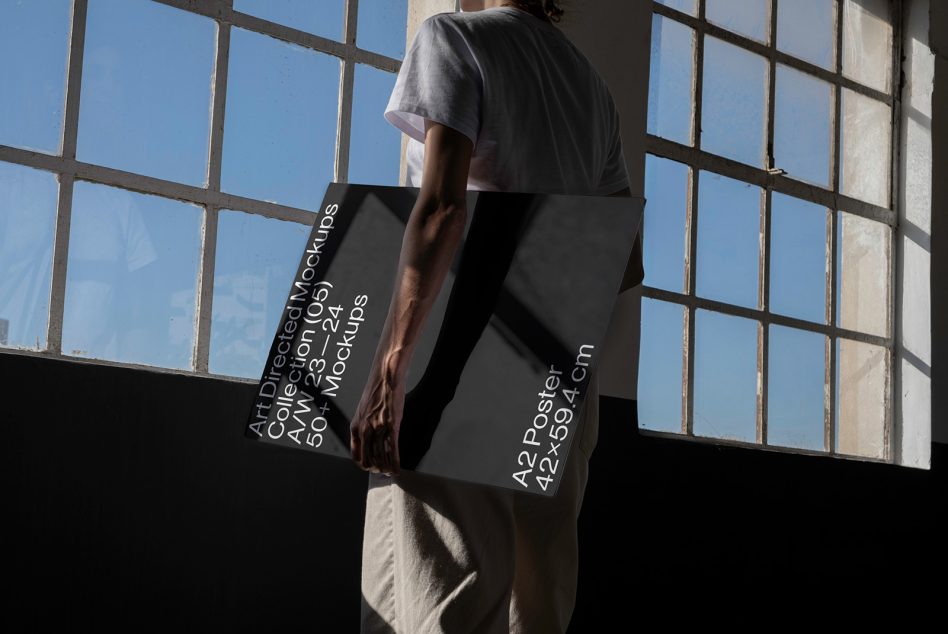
left=245, top=182, right=643, bottom=497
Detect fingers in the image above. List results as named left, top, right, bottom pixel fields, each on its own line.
left=351, top=418, right=379, bottom=473
left=383, top=431, right=399, bottom=476
left=388, top=434, right=400, bottom=476
left=372, top=427, right=395, bottom=476
left=383, top=420, right=400, bottom=476
left=382, top=388, right=400, bottom=475
left=350, top=377, right=402, bottom=476
left=368, top=394, right=396, bottom=476
left=351, top=420, right=389, bottom=475
left=358, top=425, right=396, bottom=476
left=381, top=429, right=398, bottom=475
left=368, top=427, right=386, bottom=473
left=350, top=424, right=362, bottom=466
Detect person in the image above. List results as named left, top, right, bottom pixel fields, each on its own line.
left=349, top=1, right=643, bottom=632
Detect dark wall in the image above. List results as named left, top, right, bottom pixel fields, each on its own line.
left=577, top=399, right=946, bottom=626
left=8, top=353, right=368, bottom=631
left=7, top=352, right=944, bottom=630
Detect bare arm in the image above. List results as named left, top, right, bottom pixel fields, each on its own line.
left=349, top=119, right=473, bottom=475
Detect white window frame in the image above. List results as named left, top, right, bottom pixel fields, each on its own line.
left=0, top=0, right=408, bottom=375
left=640, top=0, right=932, bottom=468
left=1, top=0, right=931, bottom=468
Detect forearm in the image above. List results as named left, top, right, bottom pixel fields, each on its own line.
left=373, top=200, right=468, bottom=383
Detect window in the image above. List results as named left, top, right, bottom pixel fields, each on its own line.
left=641, top=0, right=931, bottom=467
left=0, top=0, right=410, bottom=380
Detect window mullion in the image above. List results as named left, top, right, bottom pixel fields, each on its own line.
left=826, top=0, right=845, bottom=455
left=335, top=0, right=359, bottom=184
left=206, top=1, right=231, bottom=193
left=682, top=0, right=706, bottom=436
left=758, top=0, right=779, bottom=445
left=645, top=135, right=896, bottom=227
left=46, top=0, right=88, bottom=356
left=193, top=2, right=232, bottom=373
left=887, top=0, right=905, bottom=463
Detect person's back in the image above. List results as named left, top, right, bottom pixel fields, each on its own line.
left=388, top=6, right=631, bottom=196
left=362, top=5, right=631, bottom=633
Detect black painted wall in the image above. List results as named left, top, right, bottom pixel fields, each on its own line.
left=8, top=352, right=944, bottom=630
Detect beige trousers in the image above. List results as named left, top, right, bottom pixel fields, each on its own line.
left=359, top=365, right=600, bottom=634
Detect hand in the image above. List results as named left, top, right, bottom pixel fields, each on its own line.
left=349, top=359, right=406, bottom=476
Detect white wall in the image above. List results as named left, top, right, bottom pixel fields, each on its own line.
left=554, top=0, right=651, bottom=401
left=896, top=0, right=935, bottom=464
left=929, top=0, right=947, bottom=445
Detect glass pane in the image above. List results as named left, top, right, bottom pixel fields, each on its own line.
left=701, top=35, right=768, bottom=168
left=358, top=0, right=409, bottom=59
left=0, top=161, right=58, bottom=350
left=234, top=0, right=345, bottom=41
left=0, top=0, right=71, bottom=154
left=769, top=192, right=828, bottom=323
left=836, top=337, right=886, bottom=458
left=655, top=0, right=697, bottom=15
left=774, top=64, right=832, bottom=187
left=638, top=298, right=685, bottom=433
left=706, top=0, right=769, bottom=43
left=840, top=88, right=891, bottom=208
left=842, top=0, right=892, bottom=93
left=643, top=154, right=688, bottom=292
left=210, top=210, right=310, bottom=379
left=222, top=27, right=340, bottom=212
left=62, top=181, right=202, bottom=369
left=696, top=170, right=760, bottom=309
left=76, top=0, right=215, bottom=187
left=648, top=15, right=695, bottom=146
left=777, top=0, right=835, bottom=70
left=836, top=211, right=890, bottom=338
left=349, top=64, right=401, bottom=186
left=693, top=309, right=758, bottom=442
left=768, top=325, right=825, bottom=451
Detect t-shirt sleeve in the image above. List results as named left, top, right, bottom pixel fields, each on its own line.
left=384, top=14, right=483, bottom=148
left=596, top=126, right=630, bottom=195
left=596, top=94, right=630, bottom=195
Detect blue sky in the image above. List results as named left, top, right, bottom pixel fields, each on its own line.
left=0, top=0, right=406, bottom=379
left=0, top=0, right=891, bottom=453
left=640, top=1, right=890, bottom=452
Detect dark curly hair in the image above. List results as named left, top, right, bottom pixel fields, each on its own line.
left=500, top=0, right=566, bottom=24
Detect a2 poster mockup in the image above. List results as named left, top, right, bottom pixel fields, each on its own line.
left=245, top=182, right=643, bottom=497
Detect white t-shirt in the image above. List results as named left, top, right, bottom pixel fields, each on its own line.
left=384, top=6, right=631, bottom=196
